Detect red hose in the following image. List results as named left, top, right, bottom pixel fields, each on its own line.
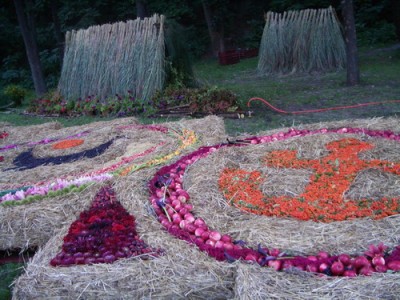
left=247, top=97, right=400, bottom=115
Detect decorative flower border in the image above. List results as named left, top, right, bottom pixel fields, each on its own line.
left=0, top=125, right=198, bottom=206
left=148, top=127, right=400, bottom=277
left=50, top=185, right=163, bottom=266
left=219, top=138, right=400, bottom=222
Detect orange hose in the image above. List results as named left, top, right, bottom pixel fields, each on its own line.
left=247, top=97, right=400, bottom=115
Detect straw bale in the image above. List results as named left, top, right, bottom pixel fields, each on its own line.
left=11, top=117, right=400, bottom=299
left=0, top=183, right=102, bottom=251
left=234, top=263, right=400, bottom=299
left=12, top=175, right=236, bottom=299
left=185, top=117, right=400, bottom=255
left=0, top=116, right=226, bottom=251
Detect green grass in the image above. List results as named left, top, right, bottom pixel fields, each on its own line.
left=1, top=44, right=400, bottom=135
left=0, top=263, right=24, bottom=299
left=193, top=44, right=400, bottom=135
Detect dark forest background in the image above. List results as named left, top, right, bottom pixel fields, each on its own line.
left=1, top=0, right=399, bottom=94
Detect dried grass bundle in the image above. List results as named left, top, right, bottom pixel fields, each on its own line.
left=258, top=6, right=346, bottom=75
left=58, top=14, right=165, bottom=102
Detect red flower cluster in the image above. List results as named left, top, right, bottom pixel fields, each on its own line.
left=50, top=186, right=163, bottom=266
left=0, top=131, right=8, bottom=139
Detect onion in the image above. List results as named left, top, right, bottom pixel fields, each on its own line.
left=244, top=253, right=258, bottom=262
left=331, top=261, right=344, bottom=276
left=343, top=270, right=357, bottom=277
left=185, top=223, right=196, bottom=233
left=372, top=256, right=385, bottom=266
left=388, top=260, right=400, bottom=271
left=318, top=262, right=329, bottom=273
left=172, top=213, right=182, bottom=224
left=307, top=255, right=318, bottom=262
left=354, top=256, right=370, bottom=270
left=171, top=199, right=181, bottom=210
left=374, top=264, right=388, bottom=273
left=179, top=220, right=188, bottom=229
left=223, top=242, right=234, bottom=251
left=338, top=254, right=351, bottom=266
left=201, top=231, right=210, bottom=240
left=359, top=266, right=374, bottom=276
left=184, top=213, right=195, bottom=223
left=74, top=256, right=85, bottom=264
left=215, top=241, right=225, bottom=249
left=195, top=227, right=205, bottom=237
left=270, top=248, right=280, bottom=257
left=205, top=239, right=215, bottom=247
left=194, top=218, right=206, bottom=227
left=178, top=208, right=188, bottom=216
left=220, top=234, right=232, bottom=243
left=209, top=231, right=221, bottom=241
left=306, top=264, right=318, bottom=273
left=104, top=254, right=116, bottom=263
left=161, top=219, right=171, bottom=229
left=317, top=251, right=330, bottom=259
left=184, top=204, right=193, bottom=211
left=267, top=259, right=282, bottom=271
left=282, top=260, right=294, bottom=270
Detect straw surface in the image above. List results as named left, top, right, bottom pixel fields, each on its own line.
left=0, top=116, right=226, bottom=251
left=11, top=117, right=400, bottom=299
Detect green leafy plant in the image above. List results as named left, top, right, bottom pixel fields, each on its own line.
left=151, top=86, right=239, bottom=114
left=3, top=84, right=28, bottom=106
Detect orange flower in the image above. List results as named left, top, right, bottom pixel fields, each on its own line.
left=52, top=139, right=84, bottom=150
left=219, top=138, right=400, bottom=222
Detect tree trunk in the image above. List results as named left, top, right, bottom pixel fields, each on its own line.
left=341, top=0, right=360, bottom=86
left=136, top=0, right=149, bottom=19
left=13, top=0, right=47, bottom=96
left=50, top=0, right=64, bottom=59
left=201, top=0, right=224, bottom=57
left=389, top=0, right=400, bottom=42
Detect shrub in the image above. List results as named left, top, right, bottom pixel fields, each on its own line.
left=3, top=84, right=28, bottom=106
left=151, top=86, right=239, bottom=114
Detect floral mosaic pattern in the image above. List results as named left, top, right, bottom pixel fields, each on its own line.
left=219, top=138, right=400, bottom=222
left=148, top=127, right=400, bottom=276
left=50, top=186, right=163, bottom=266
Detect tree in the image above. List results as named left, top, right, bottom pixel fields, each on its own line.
left=341, top=0, right=360, bottom=86
left=136, top=0, right=149, bottom=19
left=13, top=0, right=47, bottom=96
left=201, top=0, right=224, bottom=56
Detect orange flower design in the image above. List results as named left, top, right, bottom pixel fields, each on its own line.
left=52, top=139, right=84, bottom=150
left=219, top=138, right=400, bottom=222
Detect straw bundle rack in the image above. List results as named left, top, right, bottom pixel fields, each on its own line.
left=58, top=14, right=165, bottom=103
left=258, top=6, right=346, bottom=75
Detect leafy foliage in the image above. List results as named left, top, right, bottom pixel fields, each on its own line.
left=27, top=91, right=150, bottom=117
left=151, top=86, right=239, bottom=114
left=3, top=84, right=28, bottom=106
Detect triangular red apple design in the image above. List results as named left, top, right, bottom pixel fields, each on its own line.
left=51, top=186, right=162, bottom=266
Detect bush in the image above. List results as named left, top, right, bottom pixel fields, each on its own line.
left=3, top=84, right=28, bottom=106
left=151, top=86, right=239, bottom=114
left=357, top=21, right=397, bottom=46
left=27, top=91, right=149, bottom=117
